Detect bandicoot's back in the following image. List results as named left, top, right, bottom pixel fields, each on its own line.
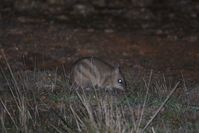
left=70, top=57, right=126, bottom=90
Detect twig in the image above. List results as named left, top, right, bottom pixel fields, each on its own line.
left=142, top=81, right=180, bottom=132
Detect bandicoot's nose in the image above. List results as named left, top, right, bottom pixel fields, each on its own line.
left=116, top=85, right=125, bottom=91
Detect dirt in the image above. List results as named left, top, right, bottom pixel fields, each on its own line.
left=0, top=18, right=199, bottom=85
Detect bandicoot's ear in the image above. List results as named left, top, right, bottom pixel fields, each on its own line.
left=114, top=64, right=120, bottom=73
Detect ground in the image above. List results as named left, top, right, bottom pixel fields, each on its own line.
left=0, top=16, right=199, bottom=132
left=1, top=18, right=199, bottom=82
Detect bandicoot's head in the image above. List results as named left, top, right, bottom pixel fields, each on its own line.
left=111, top=66, right=126, bottom=90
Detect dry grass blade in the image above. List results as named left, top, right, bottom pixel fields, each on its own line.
left=1, top=50, right=21, bottom=96
left=142, top=81, right=180, bottom=132
left=151, top=127, right=156, bottom=133
left=70, top=105, right=84, bottom=132
left=0, top=99, right=18, bottom=130
left=137, top=70, right=153, bottom=130
left=0, top=114, right=7, bottom=133
left=49, top=123, right=64, bottom=133
left=76, top=91, right=98, bottom=132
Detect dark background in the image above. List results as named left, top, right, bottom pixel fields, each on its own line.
left=0, top=0, right=199, bottom=83
left=1, top=0, right=199, bottom=31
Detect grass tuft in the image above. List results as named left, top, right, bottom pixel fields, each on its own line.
left=0, top=51, right=198, bottom=132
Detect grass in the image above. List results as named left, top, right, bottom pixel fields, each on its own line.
left=0, top=54, right=199, bottom=132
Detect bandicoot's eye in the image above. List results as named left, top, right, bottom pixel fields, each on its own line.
left=118, top=79, right=123, bottom=84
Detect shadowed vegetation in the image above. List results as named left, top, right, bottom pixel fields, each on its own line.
left=0, top=58, right=198, bottom=133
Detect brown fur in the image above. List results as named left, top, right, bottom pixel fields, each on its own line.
left=70, top=57, right=126, bottom=90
